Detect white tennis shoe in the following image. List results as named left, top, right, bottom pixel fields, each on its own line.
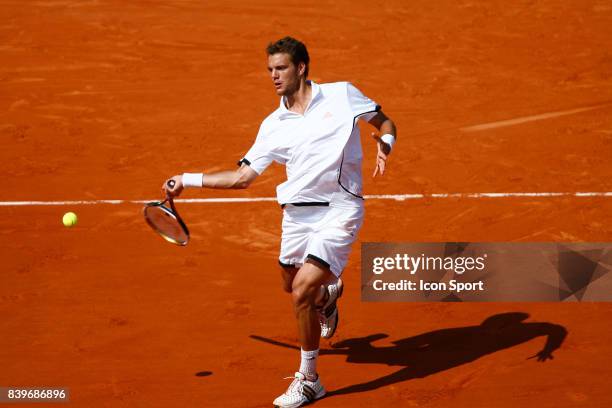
left=273, top=372, right=326, bottom=408
left=318, top=279, right=343, bottom=339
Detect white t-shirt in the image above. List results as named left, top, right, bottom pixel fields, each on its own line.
left=239, top=81, right=379, bottom=207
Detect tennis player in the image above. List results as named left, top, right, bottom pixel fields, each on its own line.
left=163, top=36, right=396, bottom=407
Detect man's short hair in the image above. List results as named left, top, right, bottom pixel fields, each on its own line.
left=266, top=36, right=310, bottom=77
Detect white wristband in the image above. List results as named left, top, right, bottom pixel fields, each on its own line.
left=182, top=172, right=204, bottom=188
left=381, top=134, right=396, bottom=151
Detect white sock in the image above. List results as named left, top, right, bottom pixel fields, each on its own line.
left=299, top=348, right=319, bottom=380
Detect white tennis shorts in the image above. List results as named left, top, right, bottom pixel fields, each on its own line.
left=279, top=204, right=364, bottom=277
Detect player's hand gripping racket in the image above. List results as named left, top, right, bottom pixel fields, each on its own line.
left=143, top=179, right=190, bottom=246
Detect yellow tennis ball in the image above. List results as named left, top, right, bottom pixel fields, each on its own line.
left=62, top=212, right=78, bottom=227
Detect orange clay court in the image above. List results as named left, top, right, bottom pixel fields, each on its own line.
left=1, top=1, right=611, bottom=407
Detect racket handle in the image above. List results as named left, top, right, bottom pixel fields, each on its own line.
left=167, top=179, right=176, bottom=189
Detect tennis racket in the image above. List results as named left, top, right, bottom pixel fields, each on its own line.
left=143, top=179, right=190, bottom=246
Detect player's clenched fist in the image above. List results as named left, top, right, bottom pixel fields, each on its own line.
left=162, top=175, right=184, bottom=198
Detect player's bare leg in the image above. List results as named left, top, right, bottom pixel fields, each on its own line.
left=291, top=258, right=333, bottom=352
left=280, top=262, right=343, bottom=341
left=280, top=264, right=327, bottom=304
left=273, top=259, right=330, bottom=407
left=280, top=264, right=298, bottom=293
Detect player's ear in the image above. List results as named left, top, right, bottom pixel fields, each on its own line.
left=297, top=62, right=306, bottom=77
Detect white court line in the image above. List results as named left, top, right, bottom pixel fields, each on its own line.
left=1, top=192, right=611, bottom=206
left=460, top=104, right=611, bottom=132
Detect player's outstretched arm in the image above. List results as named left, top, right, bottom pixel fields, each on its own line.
left=163, top=164, right=258, bottom=198
left=368, top=110, right=397, bottom=177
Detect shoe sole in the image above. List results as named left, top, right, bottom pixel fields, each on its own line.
left=321, top=308, right=338, bottom=339
left=273, top=388, right=326, bottom=408
left=320, top=283, right=342, bottom=339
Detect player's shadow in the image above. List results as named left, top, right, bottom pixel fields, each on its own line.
left=250, top=312, right=567, bottom=397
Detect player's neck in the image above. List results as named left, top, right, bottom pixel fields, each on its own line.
left=285, top=79, right=311, bottom=115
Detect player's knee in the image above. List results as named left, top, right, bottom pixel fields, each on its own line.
left=291, top=281, right=317, bottom=309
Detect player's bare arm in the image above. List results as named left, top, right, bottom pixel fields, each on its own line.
left=163, top=164, right=258, bottom=198
left=368, top=110, right=397, bottom=177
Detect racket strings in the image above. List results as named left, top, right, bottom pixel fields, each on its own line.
left=144, top=203, right=189, bottom=245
